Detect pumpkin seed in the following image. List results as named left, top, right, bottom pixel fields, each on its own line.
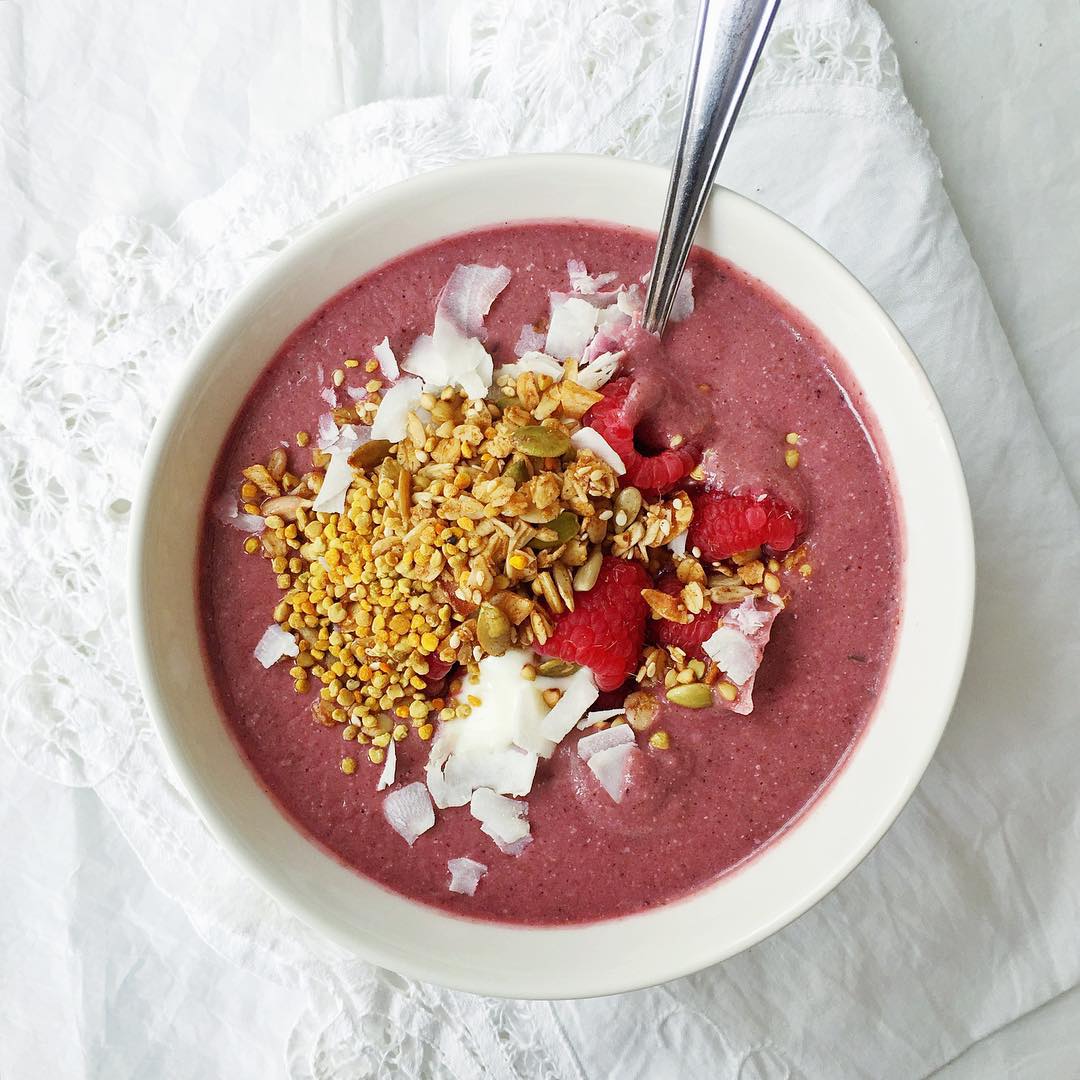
left=666, top=682, right=713, bottom=709
left=503, top=456, right=531, bottom=484
left=572, top=547, right=603, bottom=592
left=537, top=658, right=579, bottom=678
left=613, top=486, right=642, bottom=527
left=476, top=603, right=511, bottom=656
left=348, top=439, right=393, bottom=470
left=529, top=510, right=579, bottom=549
left=512, top=425, right=570, bottom=458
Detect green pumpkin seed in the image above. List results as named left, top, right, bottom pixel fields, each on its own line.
left=613, top=486, right=643, bottom=527
left=572, top=547, right=603, bottom=592
left=666, top=682, right=713, bottom=709
left=511, top=425, right=570, bottom=458
left=529, top=510, right=579, bottom=549
left=348, top=439, right=393, bottom=470
left=503, top=456, right=531, bottom=484
left=537, top=658, right=580, bottom=678
left=476, top=603, right=512, bottom=656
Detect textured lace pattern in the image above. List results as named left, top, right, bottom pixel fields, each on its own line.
left=1, top=3, right=904, bottom=1075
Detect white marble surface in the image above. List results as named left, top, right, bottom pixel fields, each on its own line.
left=2, top=1, right=1077, bottom=1075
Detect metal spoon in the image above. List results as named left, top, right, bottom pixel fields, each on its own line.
left=642, top=0, right=781, bottom=335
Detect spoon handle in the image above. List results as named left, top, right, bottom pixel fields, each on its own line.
left=643, top=0, right=781, bottom=335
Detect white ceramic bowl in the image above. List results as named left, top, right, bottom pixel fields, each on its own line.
left=130, top=154, right=974, bottom=999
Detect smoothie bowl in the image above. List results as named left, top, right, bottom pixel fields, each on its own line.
left=131, top=155, right=973, bottom=997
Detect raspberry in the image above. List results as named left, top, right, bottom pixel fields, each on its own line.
left=688, top=491, right=804, bottom=562
left=538, top=556, right=652, bottom=691
left=583, top=379, right=698, bottom=494
left=647, top=575, right=721, bottom=659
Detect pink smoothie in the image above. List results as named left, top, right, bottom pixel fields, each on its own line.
left=199, top=221, right=901, bottom=925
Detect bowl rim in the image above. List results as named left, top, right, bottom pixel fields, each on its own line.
left=129, top=152, right=975, bottom=999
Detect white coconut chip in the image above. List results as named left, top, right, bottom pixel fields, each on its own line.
left=370, top=376, right=424, bottom=442
left=470, top=788, right=530, bottom=850
left=669, top=268, right=695, bottom=321
left=376, top=739, right=397, bottom=791
left=320, top=386, right=337, bottom=407
left=538, top=666, right=600, bottom=742
left=310, top=449, right=353, bottom=515
left=213, top=493, right=238, bottom=524
left=595, top=304, right=632, bottom=335
left=447, top=857, right=488, bottom=896
left=567, top=258, right=619, bottom=295
left=616, top=283, right=643, bottom=317
left=253, top=623, right=299, bottom=668
left=667, top=530, right=688, bottom=557
left=702, top=625, right=759, bottom=686
left=728, top=594, right=773, bottom=636
left=404, top=327, right=492, bottom=400
left=545, top=295, right=600, bottom=359
left=577, top=707, right=625, bottom=730
left=513, top=324, right=547, bottom=357
left=587, top=743, right=637, bottom=803
left=571, top=427, right=626, bottom=475
left=499, top=351, right=565, bottom=381
left=638, top=270, right=694, bottom=322
left=373, top=336, right=399, bottom=380
left=426, top=738, right=538, bottom=809
left=316, top=412, right=339, bottom=449
left=437, top=264, right=511, bottom=339
left=577, top=724, right=635, bottom=762
left=383, top=782, right=435, bottom=846
left=214, top=494, right=265, bottom=534
left=575, top=350, right=623, bottom=391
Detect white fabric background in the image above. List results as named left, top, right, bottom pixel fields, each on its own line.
left=2, top=1, right=1079, bottom=1076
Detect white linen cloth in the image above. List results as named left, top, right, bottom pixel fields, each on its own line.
left=2, top=0, right=1078, bottom=1075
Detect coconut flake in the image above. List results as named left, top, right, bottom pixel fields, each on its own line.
left=447, top=857, right=487, bottom=896
left=576, top=350, right=623, bottom=391
left=578, top=724, right=635, bottom=762
left=545, top=296, right=600, bottom=359
left=567, top=258, right=619, bottom=295
left=426, top=736, right=538, bottom=809
left=253, top=624, right=299, bottom=668
left=669, top=269, right=695, bottom=321
left=587, top=743, right=637, bottom=803
left=373, top=336, right=399, bottom=380
left=404, top=328, right=492, bottom=399
left=370, top=376, right=424, bottom=442
left=399, top=264, right=507, bottom=399
left=320, top=386, right=337, bottom=407
left=499, top=351, right=565, bottom=381
left=383, top=782, right=435, bottom=846
left=437, top=264, right=511, bottom=339
left=213, top=493, right=238, bottom=524
left=214, top=494, right=264, bottom=534
left=702, top=626, right=758, bottom=686
left=496, top=834, right=533, bottom=857
left=310, top=449, right=353, bottom=515
left=577, top=707, right=625, bottom=730
left=234, top=512, right=266, bottom=533
left=470, top=788, right=530, bottom=847
left=668, top=530, right=687, bottom=557
left=538, top=666, right=600, bottom=742
left=729, top=595, right=772, bottom=636
left=571, top=427, right=626, bottom=475
left=376, top=739, right=397, bottom=791
left=638, top=270, right=694, bottom=322
left=514, top=324, right=548, bottom=357
left=316, top=412, right=339, bottom=449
